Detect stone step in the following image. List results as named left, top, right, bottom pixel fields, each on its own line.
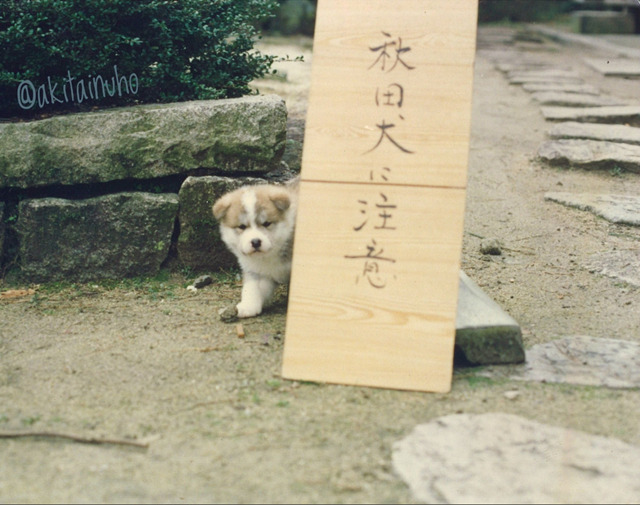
left=541, top=105, right=640, bottom=125
left=538, top=139, right=640, bottom=173
left=548, top=121, right=640, bottom=146
left=545, top=191, right=640, bottom=226
left=510, top=336, right=640, bottom=388
left=454, top=270, right=525, bottom=365
left=508, top=69, right=581, bottom=81
left=522, top=82, right=600, bottom=95
left=393, top=412, right=640, bottom=504
left=531, top=92, right=626, bottom=107
left=584, top=57, right=640, bottom=77
left=509, top=74, right=584, bottom=85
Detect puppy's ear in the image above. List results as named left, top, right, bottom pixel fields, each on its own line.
left=213, top=194, right=231, bottom=221
left=269, top=188, right=291, bottom=212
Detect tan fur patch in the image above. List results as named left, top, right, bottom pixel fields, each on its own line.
left=253, top=186, right=291, bottom=224
left=213, top=185, right=292, bottom=228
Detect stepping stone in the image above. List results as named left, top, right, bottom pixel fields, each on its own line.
left=510, top=336, right=640, bottom=388
left=523, top=82, right=600, bottom=95
left=509, top=75, right=584, bottom=85
left=455, top=271, right=525, bottom=365
left=584, top=249, right=640, bottom=287
left=538, top=139, right=640, bottom=173
left=393, top=413, right=640, bottom=504
left=584, top=57, right=640, bottom=77
left=549, top=121, right=640, bottom=146
left=541, top=105, right=640, bottom=125
left=545, top=191, right=640, bottom=226
left=531, top=91, right=626, bottom=107
left=495, top=62, right=552, bottom=73
left=508, top=68, right=580, bottom=80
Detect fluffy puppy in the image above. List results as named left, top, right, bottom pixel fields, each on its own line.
left=213, top=179, right=298, bottom=318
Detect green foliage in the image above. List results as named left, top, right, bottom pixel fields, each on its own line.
left=0, top=0, right=278, bottom=118
left=478, top=0, right=573, bottom=23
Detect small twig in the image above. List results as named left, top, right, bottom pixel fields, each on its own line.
left=0, top=430, right=149, bottom=448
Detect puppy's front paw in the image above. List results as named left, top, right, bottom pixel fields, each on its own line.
left=236, top=301, right=262, bottom=319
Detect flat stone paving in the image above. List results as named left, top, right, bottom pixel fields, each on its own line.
left=531, top=91, right=626, bottom=107
left=584, top=57, right=640, bottom=76
left=583, top=249, right=640, bottom=288
left=393, top=412, right=640, bottom=504
left=548, top=121, right=640, bottom=145
left=523, top=82, right=600, bottom=94
left=545, top=191, right=640, bottom=226
left=541, top=105, right=640, bottom=125
left=510, top=336, right=640, bottom=388
left=538, top=139, right=640, bottom=173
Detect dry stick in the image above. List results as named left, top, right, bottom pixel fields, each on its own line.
left=0, top=430, right=149, bottom=448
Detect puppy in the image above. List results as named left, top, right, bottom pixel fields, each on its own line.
left=213, top=178, right=298, bottom=318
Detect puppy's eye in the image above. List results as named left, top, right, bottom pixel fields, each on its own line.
left=262, top=221, right=272, bottom=228
left=237, top=224, right=247, bottom=231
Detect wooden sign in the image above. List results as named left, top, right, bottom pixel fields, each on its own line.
left=282, top=0, right=478, bottom=392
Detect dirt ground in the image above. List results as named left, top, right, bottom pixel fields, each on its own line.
left=1, top=27, right=640, bottom=503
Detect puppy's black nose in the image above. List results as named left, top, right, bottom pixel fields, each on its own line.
left=251, top=238, right=262, bottom=250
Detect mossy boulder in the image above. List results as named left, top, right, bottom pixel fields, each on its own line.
left=17, top=192, right=178, bottom=282
left=0, top=95, right=287, bottom=189
left=176, top=175, right=263, bottom=272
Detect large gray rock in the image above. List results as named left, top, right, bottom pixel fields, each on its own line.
left=455, top=271, right=525, bottom=365
left=393, top=413, right=640, bottom=504
left=17, top=192, right=178, bottom=282
left=538, top=139, right=640, bottom=173
left=176, top=175, right=263, bottom=272
left=0, top=95, right=287, bottom=189
left=548, top=121, right=640, bottom=146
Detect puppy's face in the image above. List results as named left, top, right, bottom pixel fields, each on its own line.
left=213, top=185, right=292, bottom=258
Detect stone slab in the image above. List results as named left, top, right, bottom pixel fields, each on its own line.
left=522, top=82, right=600, bottom=95
left=584, top=249, right=640, bottom=287
left=176, top=175, right=263, bottom=272
left=510, top=336, right=640, bottom=388
left=508, top=69, right=581, bottom=81
left=0, top=95, right=287, bottom=189
left=584, top=57, right=640, bottom=77
left=455, top=271, right=525, bottom=365
left=531, top=92, right=626, bottom=107
left=509, top=75, right=584, bottom=85
left=545, top=191, right=640, bottom=226
left=541, top=105, right=640, bottom=125
left=537, top=139, right=640, bottom=173
left=393, top=413, right=640, bottom=504
left=495, top=62, right=552, bottom=73
left=548, top=121, right=640, bottom=146
left=17, top=192, right=178, bottom=282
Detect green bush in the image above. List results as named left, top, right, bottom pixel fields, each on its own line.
left=0, top=0, right=278, bottom=118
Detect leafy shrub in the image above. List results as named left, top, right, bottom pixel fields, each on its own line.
left=478, top=0, right=573, bottom=23
left=0, top=0, right=278, bottom=118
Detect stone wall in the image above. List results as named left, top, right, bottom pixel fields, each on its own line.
left=0, top=94, right=293, bottom=283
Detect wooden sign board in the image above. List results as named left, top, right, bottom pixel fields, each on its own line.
left=282, top=0, right=479, bottom=393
